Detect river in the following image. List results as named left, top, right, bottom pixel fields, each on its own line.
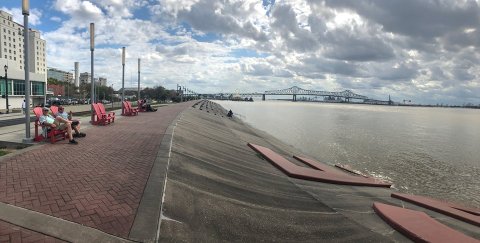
left=217, top=100, right=480, bottom=208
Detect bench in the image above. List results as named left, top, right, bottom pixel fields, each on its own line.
left=373, top=202, right=478, bottom=243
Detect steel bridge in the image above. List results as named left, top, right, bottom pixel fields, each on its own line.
left=204, top=86, right=368, bottom=102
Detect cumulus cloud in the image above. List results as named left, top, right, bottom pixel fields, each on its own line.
left=54, top=0, right=103, bottom=23
left=1, top=7, right=42, bottom=26
left=24, top=0, right=480, bottom=104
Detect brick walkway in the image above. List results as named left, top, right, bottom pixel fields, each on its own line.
left=0, top=220, right=65, bottom=243
left=0, top=102, right=192, bottom=239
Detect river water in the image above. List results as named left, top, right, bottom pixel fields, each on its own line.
left=217, top=100, right=480, bottom=208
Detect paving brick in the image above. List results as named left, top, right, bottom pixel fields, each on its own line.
left=0, top=103, right=191, bottom=238
left=0, top=220, right=65, bottom=243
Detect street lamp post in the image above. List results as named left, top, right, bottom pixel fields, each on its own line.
left=3, top=65, right=8, bottom=114
left=90, top=23, right=95, bottom=123
left=137, top=58, right=140, bottom=101
left=111, top=84, right=114, bottom=109
left=121, top=47, right=125, bottom=115
left=22, top=0, right=32, bottom=143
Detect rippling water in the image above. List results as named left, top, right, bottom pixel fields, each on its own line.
left=217, top=100, right=480, bottom=208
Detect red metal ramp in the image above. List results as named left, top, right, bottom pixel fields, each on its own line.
left=248, top=143, right=391, bottom=187
left=392, top=193, right=480, bottom=227
left=373, top=202, right=479, bottom=243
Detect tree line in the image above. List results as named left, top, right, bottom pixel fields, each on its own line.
left=48, top=78, right=192, bottom=102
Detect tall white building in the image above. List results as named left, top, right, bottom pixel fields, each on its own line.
left=0, top=10, right=46, bottom=110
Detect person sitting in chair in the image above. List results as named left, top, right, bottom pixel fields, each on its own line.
left=142, top=98, right=157, bottom=112
left=39, top=107, right=78, bottom=144
left=55, top=106, right=86, bottom=138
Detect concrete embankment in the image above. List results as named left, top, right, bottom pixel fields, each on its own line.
left=159, top=101, right=394, bottom=241
left=158, top=100, right=480, bottom=242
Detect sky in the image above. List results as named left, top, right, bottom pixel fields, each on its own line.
left=1, top=0, right=480, bottom=105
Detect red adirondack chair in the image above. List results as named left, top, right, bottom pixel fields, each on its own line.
left=127, top=101, right=139, bottom=114
left=137, top=100, right=147, bottom=112
left=33, top=107, right=67, bottom=143
left=92, top=103, right=112, bottom=125
left=98, top=103, right=115, bottom=123
left=122, top=101, right=138, bottom=116
left=50, top=105, right=59, bottom=116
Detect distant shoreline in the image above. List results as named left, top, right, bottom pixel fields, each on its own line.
left=219, top=99, right=480, bottom=109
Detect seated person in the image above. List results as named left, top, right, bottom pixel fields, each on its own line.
left=39, top=107, right=78, bottom=144
left=55, top=106, right=86, bottom=138
left=227, top=109, right=233, bottom=117
left=142, top=98, right=157, bottom=112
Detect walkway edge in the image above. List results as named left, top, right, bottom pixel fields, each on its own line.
left=128, top=110, right=184, bottom=242
left=0, top=202, right=131, bottom=243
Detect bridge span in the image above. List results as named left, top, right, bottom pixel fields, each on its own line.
left=203, top=86, right=369, bottom=102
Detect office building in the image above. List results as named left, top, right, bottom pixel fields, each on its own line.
left=0, top=10, right=47, bottom=109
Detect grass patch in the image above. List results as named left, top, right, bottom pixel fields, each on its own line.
left=0, top=150, right=10, bottom=156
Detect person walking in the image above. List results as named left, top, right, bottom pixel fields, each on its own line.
left=21, top=99, right=26, bottom=114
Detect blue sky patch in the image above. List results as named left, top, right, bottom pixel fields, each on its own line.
left=230, top=48, right=268, bottom=58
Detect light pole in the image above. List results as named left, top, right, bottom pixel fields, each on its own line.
left=137, top=58, right=140, bottom=101
left=3, top=65, right=8, bottom=114
left=121, top=47, right=125, bottom=115
left=22, top=0, right=32, bottom=143
left=111, top=84, right=114, bottom=109
left=90, top=23, right=95, bottom=123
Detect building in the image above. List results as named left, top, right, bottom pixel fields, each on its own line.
left=98, top=77, right=107, bottom=86
left=0, top=10, right=47, bottom=110
left=81, top=73, right=107, bottom=86
left=47, top=67, right=73, bottom=83
left=79, top=72, right=91, bottom=85
left=47, top=84, right=64, bottom=96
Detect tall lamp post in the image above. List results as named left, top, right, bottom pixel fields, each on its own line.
left=90, top=23, right=95, bottom=123
left=121, top=47, right=125, bottom=115
left=137, top=58, right=140, bottom=101
left=3, top=65, right=8, bottom=114
left=22, top=0, right=32, bottom=143
left=111, top=84, right=114, bottom=109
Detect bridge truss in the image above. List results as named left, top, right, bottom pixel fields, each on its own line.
left=202, top=86, right=368, bottom=101
left=264, top=86, right=368, bottom=99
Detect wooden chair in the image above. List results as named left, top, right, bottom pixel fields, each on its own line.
left=92, top=103, right=112, bottom=125
left=33, top=107, right=67, bottom=143
left=127, top=101, right=139, bottom=114
left=50, top=105, right=59, bottom=116
left=98, top=103, right=115, bottom=123
left=122, top=101, right=138, bottom=116
left=137, top=100, right=147, bottom=112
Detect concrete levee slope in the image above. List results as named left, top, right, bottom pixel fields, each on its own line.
left=158, top=103, right=399, bottom=242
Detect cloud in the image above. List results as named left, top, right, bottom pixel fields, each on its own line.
left=1, top=7, right=42, bottom=26
left=54, top=0, right=103, bottom=23
left=24, top=0, right=480, bottom=104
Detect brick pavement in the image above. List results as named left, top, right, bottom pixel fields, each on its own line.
left=0, top=102, right=193, bottom=239
left=0, top=220, right=65, bottom=243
